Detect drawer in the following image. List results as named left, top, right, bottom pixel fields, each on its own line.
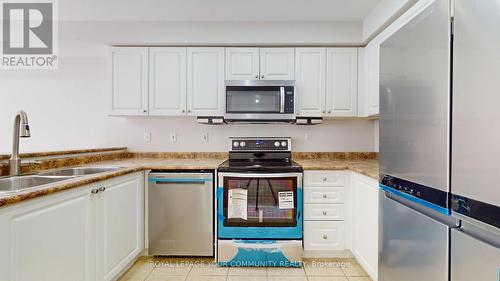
left=304, top=186, right=345, bottom=204
left=304, top=204, right=345, bottom=221
left=304, top=221, right=345, bottom=251
left=304, top=171, right=345, bottom=187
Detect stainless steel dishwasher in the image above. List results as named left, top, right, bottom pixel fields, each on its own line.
left=148, top=171, right=214, bottom=256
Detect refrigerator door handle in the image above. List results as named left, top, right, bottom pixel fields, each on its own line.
left=384, top=191, right=460, bottom=228
left=457, top=220, right=500, bottom=249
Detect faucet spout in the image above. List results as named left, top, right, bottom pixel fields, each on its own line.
left=9, top=111, right=31, bottom=176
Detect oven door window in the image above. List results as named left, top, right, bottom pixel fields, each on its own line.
left=223, top=177, right=297, bottom=227
left=226, top=86, right=281, bottom=113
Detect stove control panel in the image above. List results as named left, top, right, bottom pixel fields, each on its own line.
left=229, top=138, right=291, bottom=152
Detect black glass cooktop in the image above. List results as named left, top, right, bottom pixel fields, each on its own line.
left=218, top=159, right=303, bottom=173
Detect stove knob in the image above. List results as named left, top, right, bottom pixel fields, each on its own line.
left=240, top=141, right=246, bottom=147
left=233, top=141, right=239, bottom=147
left=281, top=141, right=288, bottom=147
left=274, top=141, right=280, bottom=147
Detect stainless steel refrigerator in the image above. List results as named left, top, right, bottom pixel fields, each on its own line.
left=379, top=0, right=500, bottom=281
left=450, top=0, right=500, bottom=280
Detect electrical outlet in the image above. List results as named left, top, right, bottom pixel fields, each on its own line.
left=201, top=132, right=208, bottom=143
left=170, top=132, right=177, bottom=143
left=144, top=132, right=151, bottom=143
left=305, top=133, right=312, bottom=142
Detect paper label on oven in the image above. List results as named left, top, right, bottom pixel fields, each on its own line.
left=278, top=191, right=294, bottom=209
left=228, top=188, right=248, bottom=220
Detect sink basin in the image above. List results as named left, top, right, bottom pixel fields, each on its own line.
left=39, top=166, right=123, bottom=177
left=0, top=175, right=69, bottom=194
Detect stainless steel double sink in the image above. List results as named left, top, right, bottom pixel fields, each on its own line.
left=0, top=167, right=124, bottom=194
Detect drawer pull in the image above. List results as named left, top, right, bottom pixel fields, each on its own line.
left=322, top=211, right=327, bottom=215
left=323, top=235, right=328, bottom=240
left=322, top=177, right=327, bottom=182
left=322, top=194, right=327, bottom=199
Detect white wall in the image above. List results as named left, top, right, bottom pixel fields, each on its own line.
left=1, top=21, right=376, bottom=153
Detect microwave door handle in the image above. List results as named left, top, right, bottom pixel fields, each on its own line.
left=280, top=87, right=285, bottom=113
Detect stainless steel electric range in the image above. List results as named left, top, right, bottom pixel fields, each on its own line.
left=216, top=137, right=303, bottom=267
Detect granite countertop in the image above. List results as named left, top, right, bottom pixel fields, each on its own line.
left=296, top=159, right=379, bottom=180
left=0, top=154, right=378, bottom=209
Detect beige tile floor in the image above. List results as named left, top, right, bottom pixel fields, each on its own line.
left=119, top=257, right=373, bottom=281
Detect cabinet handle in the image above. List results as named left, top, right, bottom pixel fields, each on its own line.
left=261, top=75, right=264, bottom=79
left=143, top=109, right=147, bottom=113
left=322, top=177, right=327, bottom=182
left=322, top=110, right=326, bottom=114
left=322, top=211, right=327, bottom=216
left=187, top=110, right=191, bottom=113
left=255, top=75, right=259, bottom=79
left=181, top=109, right=185, bottom=113
left=91, top=188, right=99, bottom=194
left=98, top=187, right=106, bottom=192
left=328, top=110, right=332, bottom=114
left=323, top=235, right=328, bottom=240
left=322, top=194, right=327, bottom=199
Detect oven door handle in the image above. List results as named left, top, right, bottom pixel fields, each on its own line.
left=280, top=87, right=285, bottom=113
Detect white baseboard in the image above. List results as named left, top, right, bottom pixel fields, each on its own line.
left=352, top=250, right=378, bottom=281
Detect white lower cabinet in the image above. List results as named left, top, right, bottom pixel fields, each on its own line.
left=97, top=173, right=145, bottom=281
left=304, top=204, right=345, bottom=221
left=303, top=170, right=347, bottom=257
left=350, top=172, right=379, bottom=281
left=303, top=170, right=379, bottom=281
left=0, top=185, right=96, bottom=281
left=304, top=221, right=345, bottom=251
left=0, top=172, right=144, bottom=281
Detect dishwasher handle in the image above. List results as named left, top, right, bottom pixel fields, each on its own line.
left=149, top=178, right=212, bottom=185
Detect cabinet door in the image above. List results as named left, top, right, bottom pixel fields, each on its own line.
left=259, top=48, right=295, bottom=80
left=295, top=48, right=326, bottom=117
left=0, top=186, right=96, bottom=281
left=97, top=173, right=144, bottom=281
left=326, top=48, right=358, bottom=117
left=304, top=221, right=345, bottom=251
left=109, top=47, right=149, bottom=116
left=367, top=42, right=380, bottom=116
left=225, top=48, right=259, bottom=80
left=351, top=173, right=378, bottom=280
left=149, top=47, right=187, bottom=116
left=187, top=47, right=225, bottom=116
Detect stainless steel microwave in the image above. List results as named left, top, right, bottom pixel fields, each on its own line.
left=224, top=80, right=295, bottom=123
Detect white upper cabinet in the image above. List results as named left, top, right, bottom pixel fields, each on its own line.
left=225, top=47, right=294, bottom=80
left=259, top=48, right=295, bottom=80
left=148, top=47, right=187, bottom=116
left=225, top=48, right=260, bottom=80
left=109, top=47, right=149, bottom=116
left=295, top=48, right=326, bottom=117
left=326, top=48, right=358, bottom=117
left=358, top=37, right=380, bottom=117
left=187, top=47, right=225, bottom=116
left=366, top=41, right=380, bottom=116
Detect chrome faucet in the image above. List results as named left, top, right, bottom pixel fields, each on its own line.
left=9, top=111, right=31, bottom=176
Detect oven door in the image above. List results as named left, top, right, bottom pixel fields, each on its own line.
left=224, top=81, right=295, bottom=122
left=217, top=172, right=303, bottom=239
